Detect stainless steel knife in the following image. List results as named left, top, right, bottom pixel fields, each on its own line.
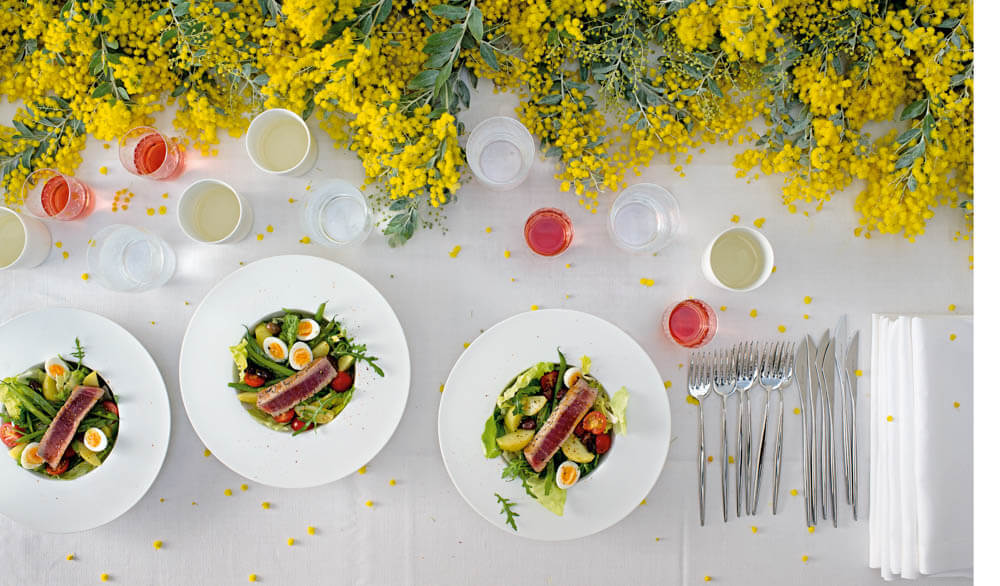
left=794, top=339, right=814, bottom=526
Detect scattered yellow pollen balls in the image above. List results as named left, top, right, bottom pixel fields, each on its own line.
left=261, top=501, right=270, bottom=509
left=462, top=342, right=470, bottom=349
left=256, top=234, right=264, bottom=241
left=751, top=526, right=758, bottom=534
left=288, top=198, right=296, bottom=204
left=664, top=381, right=672, bottom=389
left=54, top=241, right=62, bottom=248
left=365, top=500, right=373, bottom=508
left=307, top=526, right=316, bottom=535
left=390, top=478, right=397, bottom=486
left=99, top=166, right=107, bottom=175
left=686, top=396, right=700, bottom=406
left=266, top=225, right=273, bottom=233
left=146, top=208, right=155, bottom=216
left=100, top=574, right=109, bottom=582
left=299, top=236, right=311, bottom=244
left=448, top=245, right=461, bottom=258
left=240, top=484, right=248, bottom=491
left=887, top=415, right=894, bottom=422
left=287, top=538, right=294, bottom=546
left=485, top=226, right=492, bottom=233
left=778, top=325, right=787, bottom=333
left=949, top=334, right=957, bottom=341
left=954, top=402, right=960, bottom=408
left=707, top=455, right=713, bottom=462
left=730, top=214, right=740, bottom=223
left=855, top=370, right=863, bottom=377
left=81, top=273, right=89, bottom=281
left=565, top=263, right=571, bottom=269
left=802, top=555, right=809, bottom=563
left=719, top=306, right=727, bottom=312
left=704, top=576, right=712, bottom=582
left=639, top=278, right=655, bottom=287
left=503, top=250, right=511, bottom=259
left=750, top=309, right=758, bottom=318
left=66, top=554, right=74, bottom=561
left=793, top=407, right=801, bottom=415
left=530, top=305, right=539, bottom=311
left=790, top=489, right=798, bottom=496
left=808, top=526, right=815, bottom=533
left=728, top=456, right=734, bottom=464
left=948, top=304, right=956, bottom=312
left=153, top=540, right=163, bottom=550
left=224, top=488, right=232, bottom=496
left=640, top=499, right=647, bottom=505
left=162, top=193, right=169, bottom=199
left=203, top=449, right=211, bottom=457
left=803, top=314, right=810, bottom=320
left=803, top=296, right=813, bottom=304
left=62, top=251, right=69, bottom=260
left=358, top=466, right=367, bottom=475
left=753, top=218, right=765, bottom=228
left=248, top=574, right=257, bottom=582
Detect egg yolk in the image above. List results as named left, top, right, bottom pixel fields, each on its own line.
left=267, top=342, right=286, bottom=359
left=292, top=348, right=310, bottom=365
left=559, top=466, right=578, bottom=486
left=48, top=364, right=66, bottom=377
left=24, top=446, right=42, bottom=466
left=85, top=430, right=102, bottom=448
left=297, top=322, right=313, bottom=337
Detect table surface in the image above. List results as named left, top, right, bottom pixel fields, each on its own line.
left=0, top=93, right=973, bottom=585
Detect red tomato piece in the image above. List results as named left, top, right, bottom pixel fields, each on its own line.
left=594, top=433, right=612, bottom=454
left=272, top=410, right=294, bottom=424
left=582, top=411, right=607, bottom=434
left=45, top=458, right=70, bottom=476
left=0, top=422, right=23, bottom=449
left=290, top=418, right=313, bottom=432
left=331, top=371, right=353, bottom=392
left=243, top=372, right=266, bottom=388
left=102, top=400, right=119, bottom=417
left=539, top=370, right=558, bottom=395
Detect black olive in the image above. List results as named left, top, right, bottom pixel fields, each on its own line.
left=27, top=380, right=41, bottom=392
left=541, top=388, right=553, bottom=401
left=519, top=417, right=536, bottom=430
left=246, top=364, right=271, bottom=379
left=266, top=321, right=281, bottom=335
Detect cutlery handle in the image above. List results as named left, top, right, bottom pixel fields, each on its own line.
left=736, top=393, right=744, bottom=518
left=850, top=393, right=858, bottom=521
left=773, top=392, right=784, bottom=515
left=840, top=375, right=851, bottom=504
left=752, top=390, right=770, bottom=515
left=826, top=397, right=838, bottom=527
left=744, top=395, right=753, bottom=510
left=720, top=399, right=729, bottom=522
left=799, top=394, right=813, bottom=526
left=698, top=402, right=706, bottom=527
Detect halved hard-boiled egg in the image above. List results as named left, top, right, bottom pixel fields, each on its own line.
left=262, top=337, right=288, bottom=362
left=296, top=319, right=320, bottom=341
left=83, top=427, right=108, bottom=452
left=563, top=367, right=583, bottom=388
left=556, top=460, right=580, bottom=489
left=20, top=442, right=44, bottom=470
left=45, top=357, right=70, bottom=380
left=288, top=342, right=313, bottom=371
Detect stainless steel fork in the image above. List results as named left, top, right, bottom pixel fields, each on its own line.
left=733, top=342, right=759, bottom=517
left=712, top=348, right=737, bottom=522
left=688, top=352, right=713, bottom=526
left=753, top=342, right=787, bottom=514
left=772, top=343, right=795, bottom=514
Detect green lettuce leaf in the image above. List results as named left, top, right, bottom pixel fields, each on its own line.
left=229, top=339, right=249, bottom=378
left=482, top=415, right=500, bottom=458
left=580, top=355, right=592, bottom=375
left=524, top=475, right=566, bottom=516
left=610, top=387, right=630, bottom=435
left=497, top=362, right=553, bottom=408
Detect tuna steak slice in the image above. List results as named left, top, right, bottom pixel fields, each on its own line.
left=256, top=357, right=336, bottom=415
left=38, top=385, right=104, bottom=468
left=523, top=379, right=598, bottom=472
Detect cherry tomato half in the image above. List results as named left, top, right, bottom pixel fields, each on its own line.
left=243, top=372, right=266, bottom=388
left=290, top=418, right=313, bottom=432
left=272, top=410, right=295, bottom=424
left=582, top=411, right=607, bottom=434
left=0, top=422, right=23, bottom=449
left=45, top=458, right=70, bottom=476
left=102, top=400, right=119, bottom=417
left=331, top=371, right=353, bottom=392
left=594, top=433, right=612, bottom=454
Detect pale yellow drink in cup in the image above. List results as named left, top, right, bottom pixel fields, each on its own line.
left=0, top=213, right=25, bottom=267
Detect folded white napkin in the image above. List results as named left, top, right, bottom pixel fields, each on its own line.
left=869, top=314, right=973, bottom=581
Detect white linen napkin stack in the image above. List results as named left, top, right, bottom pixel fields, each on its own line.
left=868, top=314, right=973, bottom=580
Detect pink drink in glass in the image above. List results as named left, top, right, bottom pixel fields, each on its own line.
left=524, top=208, right=573, bottom=257
left=663, top=299, right=717, bottom=348
left=119, top=126, right=184, bottom=180
left=22, top=169, right=93, bottom=221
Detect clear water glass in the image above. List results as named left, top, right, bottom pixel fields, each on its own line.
left=87, top=225, right=176, bottom=292
left=466, top=116, right=535, bottom=190
left=302, top=180, right=373, bottom=247
left=607, top=183, right=681, bottom=253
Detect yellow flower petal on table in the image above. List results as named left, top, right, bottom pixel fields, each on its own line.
left=704, top=576, right=712, bottom=582
left=99, top=166, right=107, bottom=175
left=802, top=555, right=809, bottom=562
left=162, top=193, right=169, bottom=199
left=287, top=538, right=294, bottom=546
left=288, top=198, right=296, bottom=204
left=389, top=479, right=397, bottom=486
left=81, top=273, right=89, bottom=281
left=240, top=484, right=248, bottom=491
left=751, top=526, right=758, bottom=534
left=728, top=456, right=734, bottom=464
left=750, top=309, right=758, bottom=318
left=485, top=226, right=492, bottom=233
left=224, top=488, right=232, bottom=496
left=949, top=334, right=957, bottom=341
left=463, top=342, right=470, bottom=349
left=249, top=574, right=257, bottom=583
left=101, top=573, right=109, bottom=582
left=54, top=241, right=62, bottom=248
left=203, top=449, right=211, bottom=457
left=66, top=554, right=74, bottom=561
left=103, top=143, right=110, bottom=150
left=300, top=236, right=311, bottom=244
left=803, top=296, right=812, bottom=304
left=887, top=415, right=894, bottom=422
left=503, top=250, right=511, bottom=258
left=639, top=278, right=655, bottom=287
left=778, top=325, right=787, bottom=333
left=793, top=407, right=800, bottom=415
left=307, top=526, right=316, bottom=535
left=790, top=489, right=798, bottom=496
left=803, top=314, right=810, bottom=320
left=640, top=499, right=647, bottom=505
left=730, top=214, right=740, bottom=223
left=146, top=208, right=155, bottom=216
left=565, top=263, right=571, bottom=269
left=266, top=225, right=273, bottom=233
left=256, top=234, right=264, bottom=241
left=365, top=500, right=373, bottom=508
left=954, top=402, right=960, bottom=408
left=664, top=381, right=672, bottom=390
left=855, top=370, right=863, bottom=377
left=448, top=245, right=461, bottom=258
left=62, top=251, right=69, bottom=260
left=707, top=455, right=713, bottom=462
left=439, top=384, right=444, bottom=393
left=261, top=501, right=270, bottom=509
left=153, top=540, right=163, bottom=550
left=719, top=306, right=727, bottom=311
left=686, top=396, right=699, bottom=406
left=753, top=218, right=765, bottom=228
left=358, top=466, right=367, bottom=475
left=158, top=206, right=167, bottom=215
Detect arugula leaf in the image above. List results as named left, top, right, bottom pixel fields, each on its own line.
left=495, top=493, right=519, bottom=531
left=71, top=338, right=86, bottom=371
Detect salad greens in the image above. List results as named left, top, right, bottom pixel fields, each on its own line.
left=495, top=493, right=520, bottom=531
left=0, top=339, right=119, bottom=480
left=482, top=351, right=629, bottom=523
left=228, top=302, right=382, bottom=435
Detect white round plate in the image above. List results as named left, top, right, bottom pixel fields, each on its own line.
left=438, top=309, right=671, bottom=540
left=0, top=308, right=170, bottom=533
left=179, top=255, right=410, bottom=488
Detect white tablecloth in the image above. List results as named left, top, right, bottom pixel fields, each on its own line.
left=0, top=94, right=973, bottom=585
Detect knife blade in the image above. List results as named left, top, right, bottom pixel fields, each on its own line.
left=844, top=330, right=860, bottom=520
left=821, top=335, right=839, bottom=527
left=794, top=339, right=814, bottom=526
left=807, top=334, right=825, bottom=519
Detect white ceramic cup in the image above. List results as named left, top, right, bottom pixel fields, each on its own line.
left=245, top=108, right=318, bottom=176
left=701, top=226, right=775, bottom=292
left=0, top=207, right=51, bottom=270
left=177, top=179, right=254, bottom=244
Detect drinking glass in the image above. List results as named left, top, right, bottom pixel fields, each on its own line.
left=177, top=179, right=253, bottom=244
left=302, top=179, right=373, bottom=247
left=87, top=225, right=176, bottom=292
left=466, top=116, right=535, bottom=190
left=701, top=226, right=774, bottom=292
left=607, top=183, right=681, bottom=253
left=0, top=207, right=51, bottom=270
left=21, top=169, right=93, bottom=221
left=246, top=108, right=318, bottom=176
left=524, top=207, right=573, bottom=257
left=663, top=299, right=717, bottom=348
left=118, top=126, right=184, bottom=180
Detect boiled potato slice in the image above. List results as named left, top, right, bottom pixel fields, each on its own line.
left=496, top=429, right=535, bottom=452
left=561, top=434, right=595, bottom=464
left=503, top=407, right=522, bottom=433
left=42, top=375, right=58, bottom=401
left=312, top=341, right=330, bottom=358
left=521, top=395, right=547, bottom=416
left=254, top=323, right=271, bottom=347
left=73, top=441, right=102, bottom=467
left=82, top=371, right=100, bottom=387
left=337, top=355, right=355, bottom=371
left=8, top=444, right=25, bottom=461
left=236, top=392, right=259, bottom=403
